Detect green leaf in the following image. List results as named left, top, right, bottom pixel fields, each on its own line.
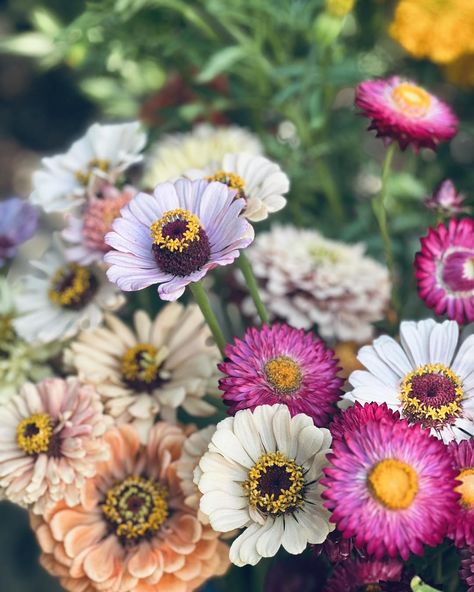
left=31, top=8, right=62, bottom=36
left=411, top=576, right=442, bottom=592
left=197, top=46, right=247, bottom=82
left=0, top=32, right=55, bottom=57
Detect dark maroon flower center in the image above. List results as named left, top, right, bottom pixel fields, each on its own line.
left=409, top=373, right=457, bottom=407
left=257, top=465, right=292, bottom=498
left=152, top=224, right=211, bottom=276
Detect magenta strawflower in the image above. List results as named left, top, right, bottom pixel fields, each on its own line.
left=330, top=402, right=399, bottom=442
left=448, top=439, right=474, bottom=547
left=322, top=416, right=459, bottom=560
left=461, top=546, right=474, bottom=592
left=415, top=218, right=474, bottom=324
left=355, top=76, right=458, bottom=151
left=104, top=178, right=254, bottom=301
left=425, top=179, right=469, bottom=216
left=324, top=557, right=404, bottom=592
left=219, top=324, right=343, bottom=426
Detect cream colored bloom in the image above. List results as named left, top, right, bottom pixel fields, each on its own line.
left=197, top=404, right=334, bottom=566
left=144, top=123, right=262, bottom=186
left=0, top=377, right=109, bottom=514
left=67, top=304, right=220, bottom=441
left=185, top=152, right=289, bottom=222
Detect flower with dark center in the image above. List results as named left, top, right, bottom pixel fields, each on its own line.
left=48, top=263, right=99, bottom=310
left=346, top=318, right=474, bottom=442
left=323, top=557, right=404, bottom=592
left=120, top=342, right=169, bottom=392
left=105, top=178, right=253, bottom=301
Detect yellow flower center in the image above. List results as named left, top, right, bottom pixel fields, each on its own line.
left=75, top=158, right=110, bottom=186
left=368, top=458, right=418, bottom=510
left=48, top=263, right=98, bottom=310
left=264, top=356, right=302, bottom=395
left=399, top=363, right=464, bottom=428
left=121, top=343, right=168, bottom=389
left=102, top=475, right=168, bottom=543
left=16, top=413, right=53, bottom=455
left=243, top=452, right=305, bottom=515
left=391, top=83, right=431, bottom=118
left=206, top=171, right=246, bottom=196
left=150, top=208, right=201, bottom=253
left=456, top=468, right=474, bottom=508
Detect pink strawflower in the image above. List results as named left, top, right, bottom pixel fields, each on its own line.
left=425, top=179, right=469, bottom=216
left=62, top=183, right=137, bottom=265
left=104, top=178, right=254, bottom=301
left=0, top=378, right=109, bottom=514
left=324, top=557, right=404, bottom=591
left=355, top=76, right=458, bottom=151
left=330, top=402, right=399, bottom=442
left=313, top=530, right=355, bottom=564
left=448, top=439, right=474, bottom=547
left=415, top=218, right=474, bottom=324
left=219, top=324, right=344, bottom=427
left=322, top=416, right=459, bottom=560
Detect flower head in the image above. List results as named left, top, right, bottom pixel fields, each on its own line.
left=62, top=184, right=137, bottom=265
left=355, top=76, right=458, bottom=151
left=330, top=402, right=399, bottom=442
left=324, top=557, right=404, bottom=591
left=461, top=545, right=474, bottom=592
left=0, top=197, right=38, bottom=266
left=197, top=404, right=334, bottom=566
left=415, top=218, right=474, bottom=324
left=447, top=439, right=474, bottom=547
left=346, top=319, right=474, bottom=442
left=32, top=424, right=229, bottom=592
left=67, top=304, right=220, bottom=441
left=30, top=122, right=146, bottom=213
left=240, top=225, right=390, bottom=342
left=219, top=324, right=343, bottom=426
left=13, top=240, right=124, bottom=344
left=424, top=179, right=469, bottom=215
left=185, top=152, right=289, bottom=222
left=105, top=178, right=254, bottom=301
left=0, top=378, right=109, bottom=514
left=144, top=123, right=262, bottom=186
left=322, top=415, right=459, bottom=559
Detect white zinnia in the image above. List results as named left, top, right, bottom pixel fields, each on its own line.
left=30, top=121, right=146, bottom=213
left=13, top=241, right=124, bottom=344
left=197, top=404, right=333, bottom=566
left=185, top=153, right=289, bottom=222
left=143, top=123, right=262, bottom=186
left=240, top=225, right=390, bottom=342
left=66, top=304, right=221, bottom=441
left=345, top=319, right=474, bottom=443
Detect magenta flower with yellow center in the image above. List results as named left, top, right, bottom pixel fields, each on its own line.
left=447, top=439, right=474, bottom=547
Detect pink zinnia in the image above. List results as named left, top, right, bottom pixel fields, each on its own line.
left=448, top=439, right=474, bottom=547
left=322, top=416, right=459, bottom=560
left=324, top=557, right=404, bottom=591
left=355, top=76, right=458, bottom=151
left=219, top=324, right=343, bottom=427
left=330, top=402, right=399, bottom=442
left=415, top=218, right=474, bottom=324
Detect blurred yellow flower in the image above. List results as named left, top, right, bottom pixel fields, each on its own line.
left=390, top=0, right=474, bottom=64
left=444, top=53, right=474, bottom=87
left=325, top=0, right=356, bottom=17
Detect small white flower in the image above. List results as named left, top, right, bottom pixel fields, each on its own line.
left=143, top=123, right=262, bottom=186
left=197, top=404, right=334, bottom=566
left=13, top=240, right=124, bottom=344
left=30, top=121, right=146, bottom=213
left=345, top=319, right=474, bottom=443
left=66, top=303, right=220, bottom=442
left=185, top=153, right=289, bottom=222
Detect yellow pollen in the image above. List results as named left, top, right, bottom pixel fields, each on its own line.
left=399, top=363, right=464, bottom=424
left=121, top=343, right=167, bottom=384
left=456, top=468, right=474, bottom=508
left=243, top=451, right=305, bottom=515
left=150, top=208, right=201, bottom=253
left=48, top=263, right=94, bottom=309
left=391, top=83, right=431, bottom=118
left=264, top=356, right=302, bottom=394
left=16, top=413, right=53, bottom=455
left=206, top=171, right=246, bottom=195
left=75, top=158, right=110, bottom=186
left=368, top=459, right=418, bottom=510
left=101, top=475, right=168, bottom=542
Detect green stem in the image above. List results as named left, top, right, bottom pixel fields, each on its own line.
left=372, top=142, right=396, bottom=272
left=189, top=281, right=226, bottom=356
left=315, top=158, right=345, bottom=224
left=237, top=251, right=269, bottom=324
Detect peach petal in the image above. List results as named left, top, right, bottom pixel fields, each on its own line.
left=192, top=538, right=216, bottom=561
left=153, top=573, right=187, bottom=592
left=35, top=524, right=55, bottom=553
left=164, top=532, right=196, bottom=555
left=160, top=548, right=186, bottom=573
left=126, top=542, right=157, bottom=580
left=64, top=521, right=108, bottom=558
left=40, top=553, right=69, bottom=578
left=50, top=508, right=97, bottom=541
left=83, top=536, right=121, bottom=583
left=173, top=514, right=202, bottom=544
left=174, top=556, right=202, bottom=582
left=53, top=540, right=73, bottom=568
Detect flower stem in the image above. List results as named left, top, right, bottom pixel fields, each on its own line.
left=372, top=142, right=396, bottom=275
left=189, top=281, right=227, bottom=356
left=237, top=251, right=269, bottom=324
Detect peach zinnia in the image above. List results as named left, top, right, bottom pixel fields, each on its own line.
left=32, top=424, right=229, bottom=592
